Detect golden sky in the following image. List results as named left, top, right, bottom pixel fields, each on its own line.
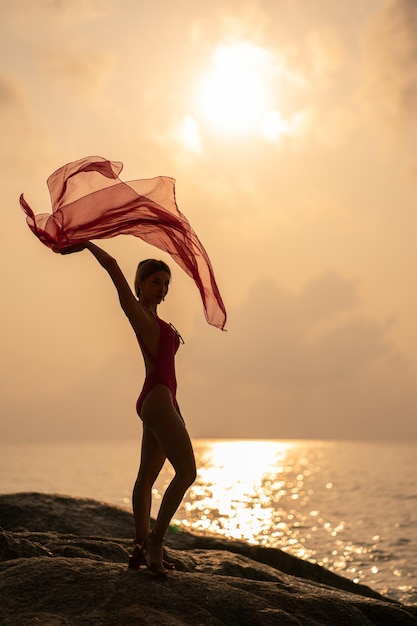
left=1, top=0, right=417, bottom=442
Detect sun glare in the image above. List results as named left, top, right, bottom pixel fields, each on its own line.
left=196, top=42, right=271, bottom=135
left=260, top=109, right=292, bottom=141
left=177, top=115, right=202, bottom=153
left=180, top=40, right=301, bottom=150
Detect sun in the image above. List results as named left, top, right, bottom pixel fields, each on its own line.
left=180, top=40, right=300, bottom=149
left=195, top=42, right=271, bottom=135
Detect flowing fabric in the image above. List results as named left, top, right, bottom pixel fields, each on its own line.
left=20, top=156, right=226, bottom=330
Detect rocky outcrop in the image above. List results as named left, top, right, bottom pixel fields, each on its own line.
left=0, top=493, right=416, bottom=625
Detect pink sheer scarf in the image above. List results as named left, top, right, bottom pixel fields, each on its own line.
left=20, top=156, right=226, bottom=330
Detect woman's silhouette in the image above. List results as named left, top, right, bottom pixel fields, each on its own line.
left=63, top=241, right=196, bottom=577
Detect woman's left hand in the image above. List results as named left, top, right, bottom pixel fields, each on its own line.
left=60, top=243, right=87, bottom=255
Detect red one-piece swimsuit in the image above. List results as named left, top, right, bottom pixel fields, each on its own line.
left=136, top=314, right=181, bottom=419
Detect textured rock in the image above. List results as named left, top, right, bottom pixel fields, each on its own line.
left=0, top=493, right=416, bottom=625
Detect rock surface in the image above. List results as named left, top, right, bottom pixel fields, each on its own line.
left=0, top=492, right=416, bottom=625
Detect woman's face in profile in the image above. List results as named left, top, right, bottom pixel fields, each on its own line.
left=140, top=270, right=170, bottom=306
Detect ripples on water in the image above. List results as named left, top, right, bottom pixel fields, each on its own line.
left=153, top=440, right=417, bottom=606
left=1, top=439, right=416, bottom=605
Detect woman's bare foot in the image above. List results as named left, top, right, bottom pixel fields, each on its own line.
left=143, top=534, right=168, bottom=577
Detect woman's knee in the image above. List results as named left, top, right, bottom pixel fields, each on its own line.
left=188, top=464, right=197, bottom=486
left=177, top=459, right=197, bottom=488
left=137, top=465, right=160, bottom=488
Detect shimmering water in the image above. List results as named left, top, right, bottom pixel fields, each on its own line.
left=1, top=439, right=416, bottom=605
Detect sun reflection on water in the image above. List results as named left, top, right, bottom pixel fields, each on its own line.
left=183, top=440, right=293, bottom=545
left=151, top=439, right=417, bottom=603
left=170, top=439, right=332, bottom=561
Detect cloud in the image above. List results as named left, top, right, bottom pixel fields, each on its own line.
left=38, top=47, right=115, bottom=97
left=0, top=0, right=112, bottom=25
left=192, top=272, right=397, bottom=387
left=363, top=0, right=417, bottom=128
left=179, top=271, right=414, bottom=440
left=0, top=72, right=22, bottom=107
left=0, top=68, right=50, bottom=169
left=307, top=26, right=347, bottom=85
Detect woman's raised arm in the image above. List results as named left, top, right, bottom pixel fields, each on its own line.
left=62, top=242, right=142, bottom=327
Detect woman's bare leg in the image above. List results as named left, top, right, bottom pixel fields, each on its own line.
left=141, top=385, right=197, bottom=568
left=132, top=425, right=166, bottom=543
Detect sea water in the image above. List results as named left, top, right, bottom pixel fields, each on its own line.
left=1, top=439, right=416, bottom=606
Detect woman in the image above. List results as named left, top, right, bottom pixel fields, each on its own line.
left=63, top=241, right=196, bottom=577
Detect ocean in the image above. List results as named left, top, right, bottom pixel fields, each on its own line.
left=1, top=439, right=416, bottom=606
